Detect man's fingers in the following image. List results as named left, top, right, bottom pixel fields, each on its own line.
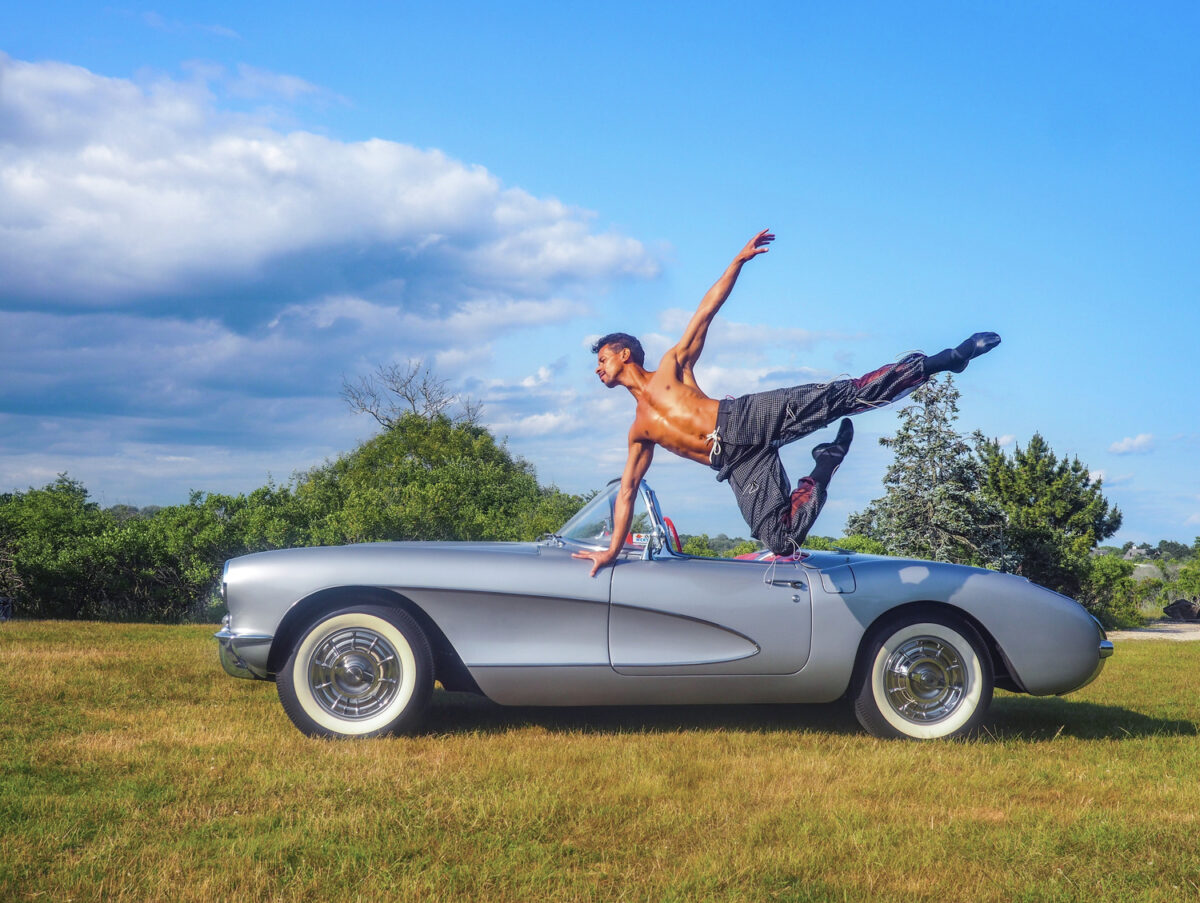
left=572, top=550, right=604, bottom=577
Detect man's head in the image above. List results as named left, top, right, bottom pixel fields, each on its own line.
left=591, top=332, right=644, bottom=387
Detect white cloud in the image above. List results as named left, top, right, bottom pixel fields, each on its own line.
left=520, top=359, right=567, bottom=388
left=656, top=308, right=862, bottom=353
left=0, top=54, right=657, bottom=307
left=490, top=411, right=581, bottom=437
left=996, top=434, right=1016, bottom=447
left=1109, top=433, right=1155, bottom=455
left=225, top=63, right=335, bottom=102
left=0, top=55, right=665, bottom=505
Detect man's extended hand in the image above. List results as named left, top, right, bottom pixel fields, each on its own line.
left=572, top=548, right=618, bottom=578
left=737, top=228, right=775, bottom=263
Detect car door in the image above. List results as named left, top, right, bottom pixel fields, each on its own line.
left=607, top=554, right=813, bottom=675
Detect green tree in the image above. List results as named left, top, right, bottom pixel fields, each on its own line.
left=803, top=535, right=887, bottom=555
left=0, top=417, right=585, bottom=621
left=681, top=533, right=719, bottom=557
left=1155, top=539, right=1192, bottom=561
left=1175, top=558, right=1200, bottom=599
left=726, top=540, right=761, bottom=557
left=1, top=360, right=591, bottom=621
left=678, top=534, right=762, bottom=558
left=846, top=377, right=1006, bottom=567
left=0, top=476, right=111, bottom=618
left=979, top=433, right=1121, bottom=599
left=296, top=412, right=583, bottom=545
left=1078, top=554, right=1141, bottom=628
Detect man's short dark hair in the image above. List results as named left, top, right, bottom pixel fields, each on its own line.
left=591, top=332, right=645, bottom=367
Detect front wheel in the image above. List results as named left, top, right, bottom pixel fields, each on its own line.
left=853, top=613, right=993, bottom=740
left=277, top=605, right=433, bottom=738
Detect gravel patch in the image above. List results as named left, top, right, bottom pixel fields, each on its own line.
left=1107, top=620, right=1200, bottom=642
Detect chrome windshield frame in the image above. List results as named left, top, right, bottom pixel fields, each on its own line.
left=554, top=478, right=681, bottom=560
left=638, top=480, right=684, bottom=560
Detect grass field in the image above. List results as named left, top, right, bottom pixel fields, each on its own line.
left=2, top=621, right=1198, bottom=902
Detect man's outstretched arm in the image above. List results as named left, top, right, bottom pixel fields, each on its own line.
left=674, top=229, right=774, bottom=370
left=573, top=437, right=654, bottom=577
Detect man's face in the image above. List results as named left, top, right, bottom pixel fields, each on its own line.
left=595, top=344, right=628, bottom=387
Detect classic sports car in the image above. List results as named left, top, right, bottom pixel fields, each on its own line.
left=216, top=479, right=1113, bottom=741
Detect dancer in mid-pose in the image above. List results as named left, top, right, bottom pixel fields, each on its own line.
left=574, top=229, right=1000, bottom=576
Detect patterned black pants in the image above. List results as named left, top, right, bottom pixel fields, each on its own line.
left=709, top=353, right=926, bottom=555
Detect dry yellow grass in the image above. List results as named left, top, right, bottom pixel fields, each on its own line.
left=2, top=620, right=1199, bottom=902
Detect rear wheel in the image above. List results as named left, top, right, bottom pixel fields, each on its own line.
left=853, top=613, right=993, bottom=740
left=277, top=604, right=433, bottom=738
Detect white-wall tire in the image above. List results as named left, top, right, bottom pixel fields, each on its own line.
left=854, top=614, right=993, bottom=740
left=277, top=605, right=432, bottom=738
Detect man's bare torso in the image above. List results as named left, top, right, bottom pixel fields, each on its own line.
left=629, top=351, right=720, bottom=464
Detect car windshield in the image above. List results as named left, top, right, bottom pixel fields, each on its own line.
left=554, top=480, right=782, bottom=560
left=557, top=482, right=654, bottom=551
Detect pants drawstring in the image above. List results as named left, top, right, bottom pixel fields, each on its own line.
left=705, top=426, right=723, bottom=465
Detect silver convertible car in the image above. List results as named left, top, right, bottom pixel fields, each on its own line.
left=216, top=479, right=1113, bottom=741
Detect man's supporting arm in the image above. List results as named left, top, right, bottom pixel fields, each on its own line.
left=573, top=437, right=655, bottom=577
left=674, top=229, right=774, bottom=370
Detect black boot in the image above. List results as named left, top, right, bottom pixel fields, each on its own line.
left=924, top=332, right=1001, bottom=375
left=811, top=418, right=853, bottom=485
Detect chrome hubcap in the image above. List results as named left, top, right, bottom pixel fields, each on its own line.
left=308, top=628, right=403, bottom=719
left=882, top=636, right=966, bottom=723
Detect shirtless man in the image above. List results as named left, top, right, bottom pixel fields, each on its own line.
left=573, top=229, right=1000, bottom=576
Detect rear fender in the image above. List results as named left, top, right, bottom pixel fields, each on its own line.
left=847, top=600, right=1020, bottom=698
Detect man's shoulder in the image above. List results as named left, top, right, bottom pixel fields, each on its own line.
left=656, top=345, right=682, bottom=368
left=650, top=346, right=688, bottom=381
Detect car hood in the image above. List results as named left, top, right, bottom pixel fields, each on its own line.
left=229, top=540, right=544, bottom=566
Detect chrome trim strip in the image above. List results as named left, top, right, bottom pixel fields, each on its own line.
left=214, top=627, right=273, bottom=646
left=464, top=661, right=611, bottom=669
left=1099, top=640, right=1114, bottom=659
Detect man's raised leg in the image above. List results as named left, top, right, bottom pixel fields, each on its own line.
left=814, top=331, right=1001, bottom=424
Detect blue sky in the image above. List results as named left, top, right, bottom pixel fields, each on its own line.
left=2, top=2, right=1198, bottom=545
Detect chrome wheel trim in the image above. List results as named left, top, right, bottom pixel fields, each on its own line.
left=291, top=612, right=419, bottom=736
left=870, top=621, right=985, bottom=739
left=881, top=636, right=966, bottom=723
left=307, top=627, right=403, bottom=720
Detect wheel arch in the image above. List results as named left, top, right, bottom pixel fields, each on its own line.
left=850, top=600, right=1024, bottom=695
left=266, top=585, right=482, bottom=695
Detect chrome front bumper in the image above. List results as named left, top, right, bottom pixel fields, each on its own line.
left=215, top=616, right=273, bottom=680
